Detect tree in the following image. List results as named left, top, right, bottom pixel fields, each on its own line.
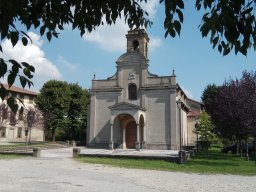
left=201, top=84, right=221, bottom=115
left=17, top=107, right=44, bottom=144
left=194, top=111, right=216, bottom=150
left=208, top=71, right=256, bottom=156
left=65, top=83, right=89, bottom=142
left=1, top=0, right=256, bottom=109
left=25, top=107, right=43, bottom=144
left=212, top=79, right=249, bottom=142
left=0, top=103, right=8, bottom=130
left=36, top=80, right=90, bottom=142
left=35, top=80, right=71, bottom=141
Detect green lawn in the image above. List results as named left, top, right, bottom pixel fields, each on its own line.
left=77, top=147, right=256, bottom=176
left=0, top=154, right=27, bottom=160
left=0, top=142, right=51, bottom=148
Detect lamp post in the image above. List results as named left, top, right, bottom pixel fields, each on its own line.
left=176, top=99, right=183, bottom=163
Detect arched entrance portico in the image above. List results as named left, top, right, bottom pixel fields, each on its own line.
left=109, top=102, right=146, bottom=150
left=112, top=113, right=143, bottom=149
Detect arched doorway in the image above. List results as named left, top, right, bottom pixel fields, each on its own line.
left=113, top=114, right=137, bottom=149
left=125, top=121, right=137, bottom=148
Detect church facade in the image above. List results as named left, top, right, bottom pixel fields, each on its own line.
left=87, top=29, right=202, bottom=150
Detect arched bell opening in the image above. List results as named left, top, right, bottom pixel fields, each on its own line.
left=133, top=40, right=139, bottom=52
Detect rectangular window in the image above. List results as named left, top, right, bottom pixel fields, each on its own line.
left=0, top=127, right=6, bottom=138
left=11, top=92, right=17, bottom=98
left=17, top=127, right=22, bottom=138
left=19, top=94, right=24, bottom=102
left=29, top=95, right=34, bottom=104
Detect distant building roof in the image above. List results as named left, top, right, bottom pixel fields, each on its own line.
left=1, top=84, right=38, bottom=96
left=187, top=111, right=200, bottom=117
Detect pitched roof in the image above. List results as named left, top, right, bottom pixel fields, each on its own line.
left=1, top=84, right=38, bottom=96
left=109, top=102, right=146, bottom=111
left=187, top=111, right=200, bottom=117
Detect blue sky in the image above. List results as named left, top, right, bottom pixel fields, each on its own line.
left=1, top=0, right=256, bottom=101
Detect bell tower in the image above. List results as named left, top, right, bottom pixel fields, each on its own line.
left=126, top=29, right=150, bottom=58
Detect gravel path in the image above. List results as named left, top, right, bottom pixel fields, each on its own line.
left=0, top=148, right=255, bottom=192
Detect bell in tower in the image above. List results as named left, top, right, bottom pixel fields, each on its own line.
left=126, top=29, right=150, bottom=58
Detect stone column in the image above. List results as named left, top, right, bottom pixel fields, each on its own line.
left=135, top=123, right=140, bottom=150
left=142, top=124, right=146, bottom=149
left=33, top=148, right=41, bottom=158
left=122, top=127, right=126, bottom=149
left=109, top=124, right=114, bottom=150
left=73, top=148, right=81, bottom=158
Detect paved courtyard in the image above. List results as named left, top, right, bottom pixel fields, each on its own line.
left=0, top=148, right=256, bottom=192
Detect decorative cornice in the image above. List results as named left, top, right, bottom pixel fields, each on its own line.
left=90, top=87, right=123, bottom=92
left=140, top=86, right=173, bottom=91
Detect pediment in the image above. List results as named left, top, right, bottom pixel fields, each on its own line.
left=109, top=102, right=146, bottom=111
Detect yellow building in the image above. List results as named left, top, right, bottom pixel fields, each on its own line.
left=0, top=84, right=44, bottom=143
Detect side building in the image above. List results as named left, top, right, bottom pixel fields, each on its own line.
left=0, top=84, right=44, bottom=143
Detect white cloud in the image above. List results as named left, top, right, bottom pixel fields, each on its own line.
left=140, top=0, right=159, bottom=18
left=83, top=19, right=128, bottom=52
left=83, top=0, right=161, bottom=52
left=0, top=32, right=62, bottom=91
left=149, top=36, right=162, bottom=51
left=57, top=55, right=77, bottom=71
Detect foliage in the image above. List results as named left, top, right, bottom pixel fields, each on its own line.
left=0, top=0, right=149, bottom=111
left=207, top=71, right=256, bottom=144
left=35, top=80, right=71, bottom=141
left=194, top=111, right=216, bottom=150
left=2, top=0, right=256, bottom=56
left=0, top=100, right=43, bottom=143
left=23, top=107, right=44, bottom=143
left=1, top=0, right=256, bottom=110
left=201, top=84, right=221, bottom=115
left=65, top=83, right=89, bottom=141
left=196, top=0, right=256, bottom=56
left=0, top=103, right=8, bottom=124
left=35, top=80, right=89, bottom=142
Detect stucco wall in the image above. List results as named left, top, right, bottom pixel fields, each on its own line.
left=187, top=117, right=197, bottom=145
left=145, top=90, right=170, bottom=146
left=93, top=92, right=118, bottom=145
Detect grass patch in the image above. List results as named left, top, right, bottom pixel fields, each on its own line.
left=77, top=147, right=256, bottom=176
left=0, top=141, right=64, bottom=148
left=0, top=154, right=27, bottom=160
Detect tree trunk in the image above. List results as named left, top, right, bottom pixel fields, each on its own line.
left=52, top=128, right=55, bottom=142
left=240, top=141, right=243, bottom=158
left=254, top=137, right=256, bottom=165
left=236, top=139, right=239, bottom=156
left=246, top=138, right=249, bottom=161
left=28, top=126, right=32, bottom=145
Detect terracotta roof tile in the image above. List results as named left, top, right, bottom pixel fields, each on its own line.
left=187, top=111, right=200, bottom=117
left=1, top=84, right=38, bottom=96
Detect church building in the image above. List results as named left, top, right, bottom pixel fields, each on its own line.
left=87, top=29, right=202, bottom=150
